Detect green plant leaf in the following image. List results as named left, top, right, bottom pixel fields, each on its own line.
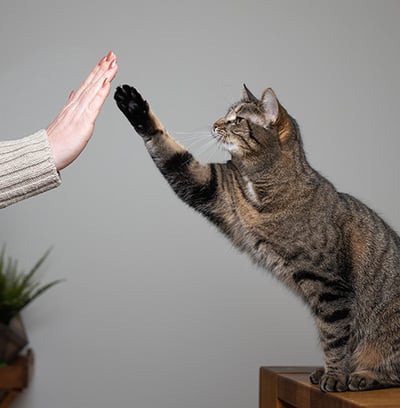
left=0, top=247, right=63, bottom=325
left=21, top=247, right=52, bottom=287
left=19, top=279, right=65, bottom=310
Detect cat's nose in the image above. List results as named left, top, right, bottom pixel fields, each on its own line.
left=213, top=119, right=223, bottom=132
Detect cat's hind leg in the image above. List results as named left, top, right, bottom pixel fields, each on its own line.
left=349, top=343, right=400, bottom=391
left=348, top=371, right=382, bottom=391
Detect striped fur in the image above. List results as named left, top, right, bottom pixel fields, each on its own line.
left=115, top=84, right=400, bottom=392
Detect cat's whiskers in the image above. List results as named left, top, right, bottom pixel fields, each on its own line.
left=185, top=134, right=215, bottom=149
left=172, top=128, right=230, bottom=164
left=173, top=128, right=213, bottom=148
left=217, top=137, right=231, bottom=163
left=193, top=136, right=219, bottom=158
left=173, top=131, right=211, bottom=137
left=196, top=135, right=231, bottom=164
left=172, top=129, right=211, bottom=140
left=219, top=138, right=231, bottom=163
left=203, top=142, right=221, bottom=164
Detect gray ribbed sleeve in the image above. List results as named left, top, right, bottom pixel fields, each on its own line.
left=0, top=129, right=61, bottom=208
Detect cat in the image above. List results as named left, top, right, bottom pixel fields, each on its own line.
left=114, top=83, right=400, bottom=392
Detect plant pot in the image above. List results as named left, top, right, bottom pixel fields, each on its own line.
left=0, top=315, right=28, bottom=364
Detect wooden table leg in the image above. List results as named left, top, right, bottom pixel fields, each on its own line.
left=0, top=390, right=21, bottom=408
left=0, top=349, right=34, bottom=407
left=260, top=367, right=320, bottom=408
left=260, top=367, right=292, bottom=408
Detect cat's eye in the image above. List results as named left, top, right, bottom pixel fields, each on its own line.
left=227, top=117, right=243, bottom=125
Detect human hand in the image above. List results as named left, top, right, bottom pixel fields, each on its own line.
left=46, top=51, right=118, bottom=170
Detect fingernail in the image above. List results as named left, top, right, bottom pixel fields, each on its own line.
left=106, top=51, right=113, bottom=61
left=109, top=59, right=116, bottom=69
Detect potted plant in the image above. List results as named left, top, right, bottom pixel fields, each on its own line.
left=0, top=248, right=62, bottom=364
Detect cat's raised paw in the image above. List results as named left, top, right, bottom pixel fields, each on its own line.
left=319, top=373, right=348, bottom=392
left=114, top=85, right=156, bottom=136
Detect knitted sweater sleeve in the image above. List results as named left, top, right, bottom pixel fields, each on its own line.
left=0, top=129, right=61, bottom=208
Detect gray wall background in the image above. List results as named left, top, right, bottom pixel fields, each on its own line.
left=1, top=1, right=399, bottom=407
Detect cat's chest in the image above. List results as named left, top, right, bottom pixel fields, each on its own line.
left=234, top=209, right=324, bottom=273
left=242, top=176, right=260, bottom=205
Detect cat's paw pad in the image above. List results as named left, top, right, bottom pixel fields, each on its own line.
left=348, top=372, right=380, bottom=391
left=114, top=85, right=153, bottom=134
left=310, top=368, right=324, bottom=385
left=319, top=373, right=348, bottom=392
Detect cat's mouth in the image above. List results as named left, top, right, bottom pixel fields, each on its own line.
left=212, top=129, right=238, bottom=153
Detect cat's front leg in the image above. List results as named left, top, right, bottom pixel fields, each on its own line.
left=314, top=313, right=352, bottom=392
left=114, top=85, right=163, bottom=139
left=309, top=367, right=324, bottom=385
left=294, top=270, right=353, bottom=392
left=114, top=84, right=224, bottom=221
left=310, top=345, right=349, bottom=392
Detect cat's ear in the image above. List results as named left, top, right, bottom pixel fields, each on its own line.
left=261, top=88, right=280, bottom=124
left=242, top=84, right=258, bottom=102
left=262, top=88, right=293, bottom=143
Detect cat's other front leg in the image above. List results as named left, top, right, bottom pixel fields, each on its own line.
left=295, top=271, right=353, bottom=392
left=114, top=85, right=162, bottom=139
left=309, top=367, right=324, bottom=385
left=314, top=311, right=352, bottom=392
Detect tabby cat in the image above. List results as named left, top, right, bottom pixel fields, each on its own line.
left=114, top=84, right=400, bottom=392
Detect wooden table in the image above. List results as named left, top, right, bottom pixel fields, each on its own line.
left=0, top=350, right=33, bottom=407
left=260, top=366, right=400, bottom=408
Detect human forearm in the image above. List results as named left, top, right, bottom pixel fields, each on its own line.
left=0, top=129, right=61, bottom=208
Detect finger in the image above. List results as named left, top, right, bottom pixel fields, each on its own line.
left=72, top=60, right=103, bottom=100
left=78, top=59, right=118, bottom=105
left=68, top=90, right=75, bottom=102
left=76, top=60, right=118, bottom=117
left=91, top=64, right=119, bottom=111
left=73, top=52, right=116, bottom=100
left=105, top=50, right=114, bottom=61
left=88, top=79, right=113, bottom=116
left=106, top=59, right=118, bottom=82
left=88, top=52, right=117, bottom=88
